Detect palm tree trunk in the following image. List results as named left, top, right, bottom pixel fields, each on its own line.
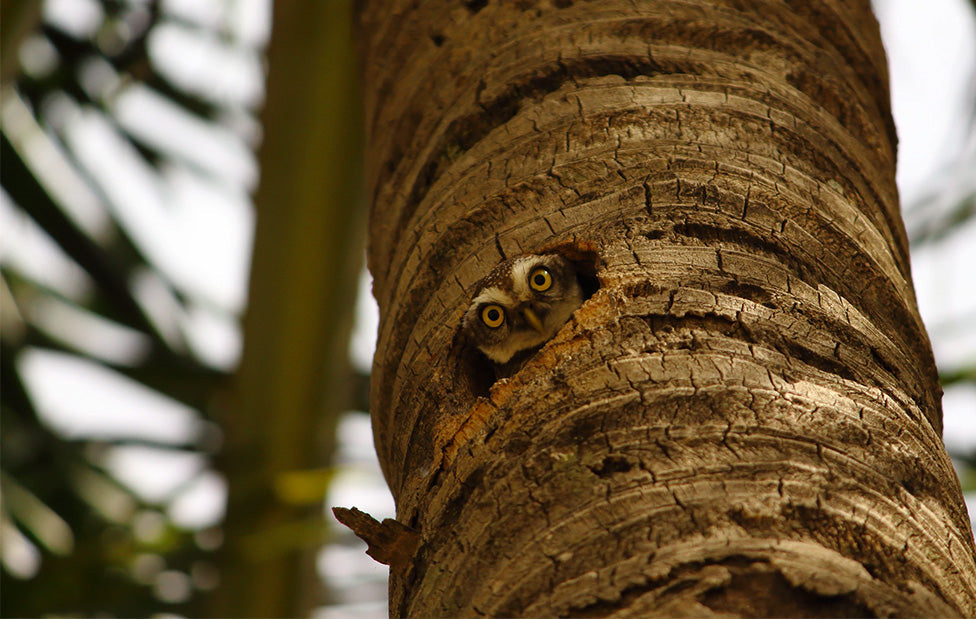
left=208, top=2, right=364, bottom=616
left=359, top=0, right=976, bottom=615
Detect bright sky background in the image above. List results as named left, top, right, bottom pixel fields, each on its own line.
left=3, top=0, right=975, bottom=613
left=876, top=0, right=976, bottom=478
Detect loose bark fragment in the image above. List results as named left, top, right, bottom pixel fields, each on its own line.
left=331, top=507, right=420, bottom=572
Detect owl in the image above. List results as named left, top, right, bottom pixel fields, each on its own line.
left=461, top=253, right=584, bottom=369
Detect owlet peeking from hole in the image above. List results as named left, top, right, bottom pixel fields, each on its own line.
left=461, top=253, right=583, bottom=369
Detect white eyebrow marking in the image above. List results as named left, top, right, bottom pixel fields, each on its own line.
left=472, top=286, right=514, bottom=307
left=510, top=257, right=535, bottom=300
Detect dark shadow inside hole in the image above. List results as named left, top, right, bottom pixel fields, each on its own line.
left=458, top=344, right=496, bottom=399
left=545, top=241, right=602, bottom=303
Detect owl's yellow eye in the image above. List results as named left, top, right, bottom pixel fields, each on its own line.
left=481, top=304, right=505, bottom=328
left=528, top=267, right=552, bottom=292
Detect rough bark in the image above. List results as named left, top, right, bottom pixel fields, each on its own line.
left=358, top=0, right=976, bottom=616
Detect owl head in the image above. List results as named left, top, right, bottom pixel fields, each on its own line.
left=461, top=253, right=584, bottom=365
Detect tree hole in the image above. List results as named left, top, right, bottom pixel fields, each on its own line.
left=589, top=455, right=633, bottom=477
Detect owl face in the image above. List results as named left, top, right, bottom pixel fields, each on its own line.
left=461, top=254, right=583, bottom=364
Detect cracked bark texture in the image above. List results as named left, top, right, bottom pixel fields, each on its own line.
left=358, top=0, right=976, bottom=616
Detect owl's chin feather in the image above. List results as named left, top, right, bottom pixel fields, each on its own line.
left=490, top=347, right=540, bottom=380
left=478, top=329, right=549, bottom=364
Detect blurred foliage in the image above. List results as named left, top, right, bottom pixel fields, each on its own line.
left=2, top=0, right=368, bottom=616
left=1, top=0, right=262, bottom=615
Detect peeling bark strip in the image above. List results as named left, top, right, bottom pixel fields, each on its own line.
left=359, top=0, right=976, bottom=616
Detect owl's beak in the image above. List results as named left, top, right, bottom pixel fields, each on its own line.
left=522, top=307, right=545, bottom=334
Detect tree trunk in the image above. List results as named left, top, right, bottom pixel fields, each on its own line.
left=358, top=0, right=976, bottom=615
left=209, top=2, right=364, bottom=616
